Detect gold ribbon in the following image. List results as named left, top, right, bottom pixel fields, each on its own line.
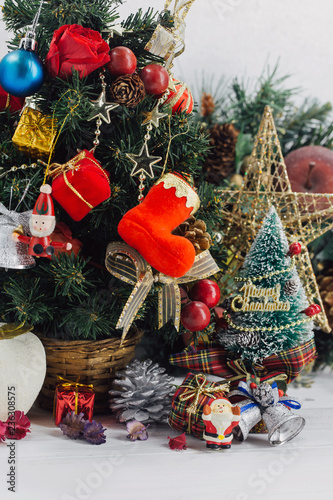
left=178, top=374, right=230, bottom=432
left=0, top=322, right=32, bottom=340
left=44, top=150, right=109, bottom=209
left=226, top=359, right=288, bottom=386
left=55, top=376, right=94, bottom=416
left=105, top=242, right=220, bottom=344
left=145, top=0, right=196, bottom=68
left=5, top=93, right=10, bottom=109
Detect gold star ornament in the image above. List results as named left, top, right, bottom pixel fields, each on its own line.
left=220, top=105, right=333, bottom=332
left=141, top=105, right=168, bottom=128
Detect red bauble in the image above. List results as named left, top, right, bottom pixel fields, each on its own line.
left=250, top=382, right=257, bottom=390
left=302, top=304, right=319, bottom=317
left=163, top=78, right=193, bottom=114
left=139, top=64, right=169, bottom=95
left=287, top=242, right=302, bottom=257
left=278, top=389, right=284, bottom=397
left=313, top=304, right=322, bottom=314
left=189, top=279, right=220, bottom=309
left=180, top=301, right=211, bottom=332
left=106, top=46, right=137, bottom=76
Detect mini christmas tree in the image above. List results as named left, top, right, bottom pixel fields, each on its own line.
left=218, top=206, right=317, bottom=363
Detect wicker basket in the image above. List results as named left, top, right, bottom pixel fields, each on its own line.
left=37, top=328, right=143, bottom=414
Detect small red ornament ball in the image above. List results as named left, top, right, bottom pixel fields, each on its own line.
left=139, top=64, right=169, bottom=95
left=189, top=279, right=221, bottom=309
left=287, top=242, right=302, bottom=257
left=106, top=46, right=137, bottom=76
left=278, top=389, right=284, bottom=398
left=180, top=301, right=211, bottom=332
left=163, top=78, right=193, bottom=114
left=303, top=304, right=320, bottom=317
left=250, top=382, right=257, bottom=390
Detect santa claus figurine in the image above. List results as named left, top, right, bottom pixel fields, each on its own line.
left=12, top=184, right=72, bottom=258
left=202, top=394, right=241, bottom=450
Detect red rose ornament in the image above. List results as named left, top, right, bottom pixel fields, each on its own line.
left=45, top=24, right=110, bottom=79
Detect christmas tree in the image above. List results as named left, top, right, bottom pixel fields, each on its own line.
left=0, top=0, right=225, bottom=344
left=218, top=206, right=316, bottom=363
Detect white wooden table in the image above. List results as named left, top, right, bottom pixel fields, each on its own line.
left=0, top=370, right=332, bottom=500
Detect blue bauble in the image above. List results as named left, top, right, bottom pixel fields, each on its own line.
left=0, top=49, right=44, bottom=98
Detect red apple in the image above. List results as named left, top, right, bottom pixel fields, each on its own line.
left=189, top=279, right=221, bottom=309
left=285, top=145, right=333, bottom=211
left=180, top=301, right=211, bottom=332
left=139, top=64, right=169, bottom=95
left=106, top=46, right=137, bottom=76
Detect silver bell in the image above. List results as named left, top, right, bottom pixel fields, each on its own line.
left=263, top=403, right=305, bottom=446
left=0, top=202, right=35, bottom=270
left=233, top=399, right=262, bottom=441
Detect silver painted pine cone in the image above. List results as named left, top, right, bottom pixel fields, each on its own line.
left=109, top=359, right=174, bottom=423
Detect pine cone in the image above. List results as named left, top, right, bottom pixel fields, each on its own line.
left=317, top=269, right=333, bottom=329
left=236, top=331, right=260, bottom=348
left=201, top=92, right=215, bottom=118
left=109, top=74, right=146, bottom=108
left=203, top=123, right=239, bottom=185
left=283, top=277, right=300, bottom=296
left=172, top=215, right=212, bottom=254
left=109, top=359, right=174, bottom=423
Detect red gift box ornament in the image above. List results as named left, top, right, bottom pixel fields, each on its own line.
left=54, top=376, right=95, bottom=425
left=48, top=150, right=111, bottom=221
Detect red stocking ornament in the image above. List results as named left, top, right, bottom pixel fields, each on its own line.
left=118, top=173, right=200, bottom=277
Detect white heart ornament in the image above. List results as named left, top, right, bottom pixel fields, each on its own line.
left=0, top=324, right=46, bottom=420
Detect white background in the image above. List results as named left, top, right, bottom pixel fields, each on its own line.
left=1, top=0, right=333, bottom=105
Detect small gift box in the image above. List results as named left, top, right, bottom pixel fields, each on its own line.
left=54, top=377, right=95, bottom=425
left=50, top=149, right=111, bottom=221
left=169, top=373, right=230, bottom=439
left=12, top=106, right=57, bottom=159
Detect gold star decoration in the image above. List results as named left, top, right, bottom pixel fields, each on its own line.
left=126, top=143, right=162, bottom=179
left=87, top=90, right=119, bottom=124
left=141, top=105, right=168, bottom=128
left=220, top=105, right=333, bottom=332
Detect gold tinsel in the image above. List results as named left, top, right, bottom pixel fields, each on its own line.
left=219, top=105, right=333, bottom=332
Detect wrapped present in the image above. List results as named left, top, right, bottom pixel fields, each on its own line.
left=12, top=106, right=57, bottom=159
left=169, top=338, right=316, bottom=387
left=54, top=377, right=95, bottom=425
left=49, top=150, right=111, bottom=221
left=169, top=373, right=230, bottom=439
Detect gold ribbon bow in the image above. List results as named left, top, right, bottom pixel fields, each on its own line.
left=226, top=359, right=288, bottom=388
left=105, top=242, right=220, bottom=344
left=42, top=150, right=109, bottom=210
left=145, top=0, right=196, bottom=68
left=0, top=322, right=32, bottom=340
left=55, top=376, right=94, bottom=415
left=178, top=374, right=230, bottom=432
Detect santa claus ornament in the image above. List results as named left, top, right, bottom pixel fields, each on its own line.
left=12, top=184, right=72, bottom=258
left=202, top=395, right=240, bottom=450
